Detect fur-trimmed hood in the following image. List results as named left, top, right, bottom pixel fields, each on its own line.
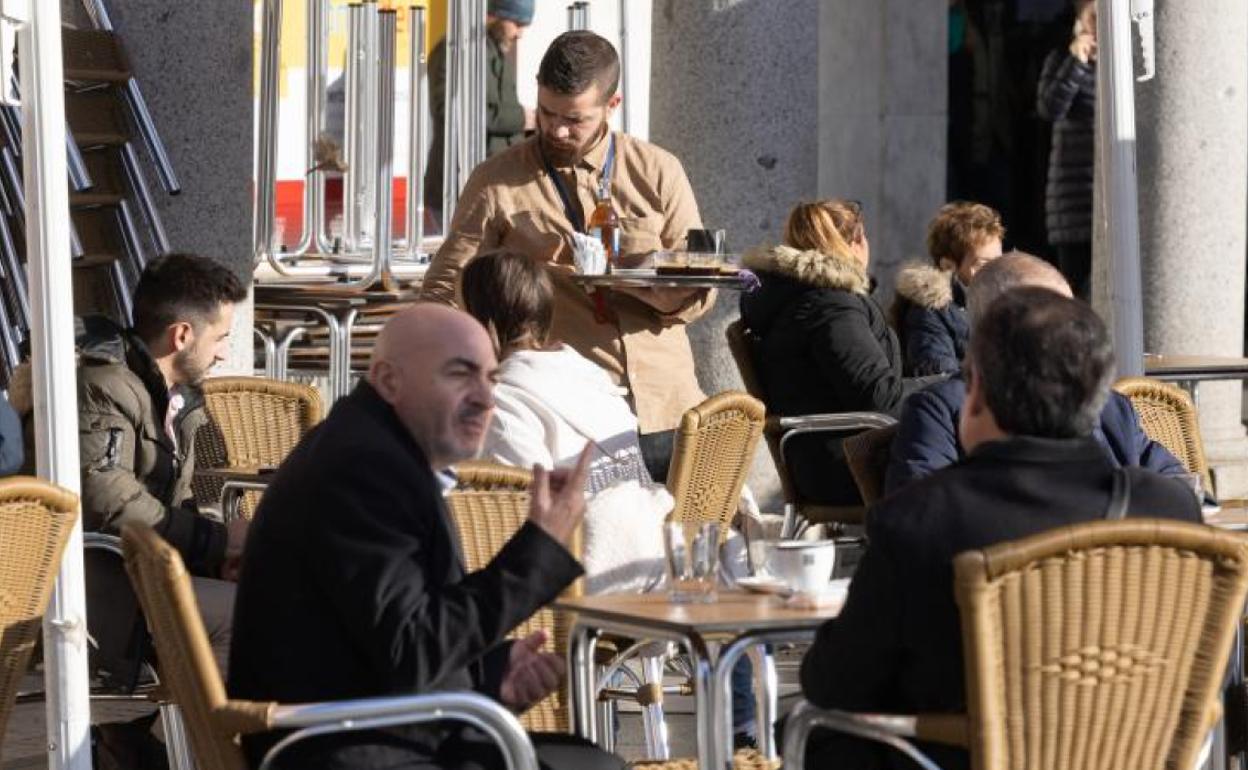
left=743, top=244, right=870, bottom=295
left=893, top=262, right=955, bottom=310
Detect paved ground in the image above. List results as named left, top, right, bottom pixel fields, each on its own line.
left=3, top=651, right=805, bottom=768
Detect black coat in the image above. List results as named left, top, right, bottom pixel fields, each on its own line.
left=1037, top=49, right=1096, bottom=246
left=891, top=264, right=969, bottom=377
left=740, top=245, right=905, bottom=505
left=884, top=375, right=1188, bottom=495
left=228, top=381, right=582, bottom=769
left=801, top=436, right=1201, bottom=770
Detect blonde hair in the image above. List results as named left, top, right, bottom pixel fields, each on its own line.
left=783, top=199, right=864, bottom=261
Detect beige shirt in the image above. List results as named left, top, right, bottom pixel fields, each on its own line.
left=421, top=130, right=713, bottom=433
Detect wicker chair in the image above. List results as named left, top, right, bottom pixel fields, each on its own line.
left=725, top=319, right=895, bottom=527
left=666, top=390, right=765, bottom=532
left=445, top=461, right=579, bottom=734
left=1114, top=376, right=1213, bottom=494
left=843, top=424, right=898, bottom=507
left=120, top=522, right=539, bottom=770
left=0, top=477, right=78, bottom=746
left=193, top=376, right=323, bottom=517
left=782, top=519, right=1248, bottom=770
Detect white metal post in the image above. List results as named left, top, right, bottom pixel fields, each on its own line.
left=18, top=0, right=93, bottom=766
left=1097, top=0, right=1145, bottom=377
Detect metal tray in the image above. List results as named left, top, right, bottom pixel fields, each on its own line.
left=570, top=269, right=748, bottom=289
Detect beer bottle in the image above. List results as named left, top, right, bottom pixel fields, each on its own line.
left=587, top=190, right=620, bottom=268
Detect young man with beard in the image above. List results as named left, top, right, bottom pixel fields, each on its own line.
left=424, top=0, right=536, bottom=219
left=77, top=252, right=247, bottom=670
left=422, top=30, right=711, bottom=482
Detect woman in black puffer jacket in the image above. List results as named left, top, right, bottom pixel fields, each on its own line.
left=740, top=199, right=905, bottom=506
left=1037, top=0, right=1096, bottom=300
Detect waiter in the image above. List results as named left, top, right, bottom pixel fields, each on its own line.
left=421, top=30, right=712, bottom=480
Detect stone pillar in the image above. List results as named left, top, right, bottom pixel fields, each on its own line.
left=819, top=0, right=947, bottom=299
left=650, top=1, right=945, bottom=510
left=1135, top=0, right=1248, bottom=496
left=88, top=0, right=255, bottom=374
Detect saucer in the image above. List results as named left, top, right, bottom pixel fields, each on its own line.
left=736, top=576, right=790, bottom=596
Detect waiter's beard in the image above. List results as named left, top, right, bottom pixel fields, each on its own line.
left=539, top=123, right=608, bottom=167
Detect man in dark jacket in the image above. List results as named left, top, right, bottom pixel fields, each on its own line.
left=229, top=304, right=622, bottom=770
left=425, top=0, right=535, bottom=219
left=886, top=252, right=1185, bottom=494
left=801, top=287, right=1201, bottom=770
left=77, top=253, right=248, bottom=673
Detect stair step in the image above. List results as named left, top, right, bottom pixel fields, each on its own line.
left=79, top=147, right=127, bottom=197
left=71, top=207, right=125, bottom=257
left=65, top=90, right=129, bottom=148
left=70, top=192, right=124, bottom=208
left=72, top=253, right=122, bottom=270
left=62, top=30, right=130, bottom=83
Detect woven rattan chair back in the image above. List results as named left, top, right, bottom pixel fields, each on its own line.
left=0, top=478, right=78, bottom=744
left=194, top=376, right=323, bottom=517
left=446, top=462, right=577, bottom=733
left=953, top=519, right=1248, bottom=770
left=666, top=391, right=765, bottom=533
left=121, top=523, right=268, bottom=770
left=1113, top=377, right=1212, bottom=494
left=843, top=424, right=897, bottom=507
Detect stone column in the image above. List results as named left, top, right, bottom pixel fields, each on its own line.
left=87, top=0, right=255, bottom=373
left=650, top=0, right=945, bottom=509
left=1135, top=0, right=1248, bottom=496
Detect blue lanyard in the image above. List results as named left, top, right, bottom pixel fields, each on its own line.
left=541, top=132, right=615, bottom=234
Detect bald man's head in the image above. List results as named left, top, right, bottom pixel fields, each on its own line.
left=368, top=304, right=498, bottom=469
left=966, top=251, right=1072, bottom=327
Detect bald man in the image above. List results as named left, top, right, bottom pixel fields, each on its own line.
left=228, top=305, right=623, bottom=770
left=884, top=252, right=1185, bottom=493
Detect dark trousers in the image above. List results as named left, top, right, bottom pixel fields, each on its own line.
left=638, top=429, right=675, bottom=484
left=1056, top=241, right=1091, bottom=302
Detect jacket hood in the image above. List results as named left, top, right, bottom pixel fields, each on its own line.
left=893, top=262, right=954, bottom=310
left=742, top=244, right=870, bottom=295
left=495, top=346, right=636, bottom=438
left=76, top=315, right=129, bottom=364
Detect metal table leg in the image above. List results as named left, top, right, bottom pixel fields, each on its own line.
left=715, top=629, right=817, bottom=769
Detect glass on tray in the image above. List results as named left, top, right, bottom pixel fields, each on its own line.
left=652, top=250, right=741, bottom=277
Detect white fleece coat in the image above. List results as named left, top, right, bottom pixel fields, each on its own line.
left=481, top=346, right=669, bottom=593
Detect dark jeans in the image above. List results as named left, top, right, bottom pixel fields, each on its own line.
left=1056, top=241, right=1091, bottom=302
left=638, top=429, right=675, bottom=484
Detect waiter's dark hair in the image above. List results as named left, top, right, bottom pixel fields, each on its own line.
left=537, top=31, right=620, bottom=100
left=968, top=287, right=1114, bottom=438
left=462, top=251, right=554, bottom=358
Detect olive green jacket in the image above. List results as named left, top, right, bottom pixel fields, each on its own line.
left=76, top=318, right=226, bottom=576
left=424, top=34, right=526, bottom=211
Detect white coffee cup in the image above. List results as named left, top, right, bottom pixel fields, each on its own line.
left=765, top=540, right=837, bottom=594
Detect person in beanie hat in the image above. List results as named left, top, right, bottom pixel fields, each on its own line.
left=424, top=0, right=536, bottom=225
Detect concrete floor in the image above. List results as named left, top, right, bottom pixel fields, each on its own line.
left=3, top=651, right=806, bottom=768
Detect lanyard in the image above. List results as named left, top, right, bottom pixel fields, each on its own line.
left=541, top=132, right=615, bottom=234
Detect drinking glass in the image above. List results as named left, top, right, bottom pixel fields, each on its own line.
left=663, top=521, right=721, bottom=604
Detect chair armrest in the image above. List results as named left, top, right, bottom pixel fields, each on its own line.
left=771, top=413, right=897, bottom=465
left=83, top=531, right=124, bottom=557
left=781, top=700, right=946, bottom=770
left=255, top=691, right=538, bottom=770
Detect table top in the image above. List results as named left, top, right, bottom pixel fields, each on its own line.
left=1144, top=354, right=1248, bottom=378
left=255, top=282, right=419, bottom=308
left=554, top=589, right=842, bottom=637
left=196, top=466, right=277, bottom=485
left=1205, top=498, right=1248, bottom=531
